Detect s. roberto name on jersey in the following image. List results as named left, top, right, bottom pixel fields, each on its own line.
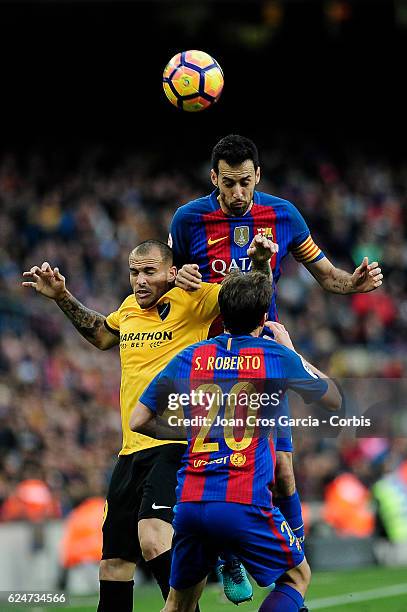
left=120, top=330, right=173, bottom=349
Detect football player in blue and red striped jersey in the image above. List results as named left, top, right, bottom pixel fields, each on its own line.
left=169, top=135, right=383, bottom=557
left=130, top=271, right=342, bottom=612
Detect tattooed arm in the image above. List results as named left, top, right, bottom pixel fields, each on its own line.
left=55, top=291, right=118, bottom=350
left=304, top=256, right=383, bottom=294
left=22, top=262, right=119, bottom=350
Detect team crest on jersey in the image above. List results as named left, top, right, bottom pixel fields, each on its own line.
left=257, top=227, right=274, bottom=240
left=234, top=226, right=250, bottom=247
left=230, top=452, right=247, bottom=467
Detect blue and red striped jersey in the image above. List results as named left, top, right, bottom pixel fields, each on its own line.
left=140, top=333, right=328, bottom=508
left=169, top=190, right=325, bottom=321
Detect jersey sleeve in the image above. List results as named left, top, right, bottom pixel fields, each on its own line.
left=168, top=206, right=191, bottom=268
left=288, top=203, right=325, bottom=264
left=187, top=282, right=221, bottom=324
left=104, top=295, right=133, bottom=336
left=139, top=360, right=178, bottom=414
left=139, top=372, right=161, bottom=413
left=104, top=309, right=120, bottom=336
left=283, top=349, right=328, bottom=403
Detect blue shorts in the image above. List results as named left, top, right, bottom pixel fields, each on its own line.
left=170, top=501, right=304, bottom=590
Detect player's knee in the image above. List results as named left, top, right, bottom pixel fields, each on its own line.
left=274, top=451, right=296, bottom=497
left=140, top=536, right=165, bottom=561
left=99, top=558, right=135, bottom=581
left=138, top=519, right=172, bottom=561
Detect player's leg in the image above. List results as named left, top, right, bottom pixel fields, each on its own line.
left=162, top=579, right=207, bottom=612
left=273, top=451, right=304, bottom=546
left=98, top=454, right=143, bottom=612
left=138, top=518, right=173, bottom=601
left=228, top=503, right=307, bottom=610
left=259, top=558, right=311, bottom=611
left=167, top=502, right=219, bottom=610
left=137, top=444, right=186, bottom=602
left=272, top=408, right=305, bottom=548
left=98, top=559, right=136, bottom=612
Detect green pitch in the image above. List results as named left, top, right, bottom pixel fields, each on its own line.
left=7, top=565, right=407, bottom=611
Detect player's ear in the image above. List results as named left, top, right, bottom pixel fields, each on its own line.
left=255, top=166, right=261, bottom=184
left=210, top=168, right=218, bottom=187
left=257, top=313, right=268, bottom=336
left=168, top=266, right=177, bottom=283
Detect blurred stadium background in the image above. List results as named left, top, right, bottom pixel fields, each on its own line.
left=1, top=0, right=407, bottom=610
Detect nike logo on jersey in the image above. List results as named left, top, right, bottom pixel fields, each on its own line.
left=208, top=236, right=228, bottom=246
left=152, top=503, right=171, bottom=510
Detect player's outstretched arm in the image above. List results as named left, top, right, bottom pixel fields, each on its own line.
left=264, top=321, right=342, bottom=411
left=304, top=256, right=383, bottom=294
left=22, top=262, right=118, bottom=350
left=247, top=234, right=278, bottom=277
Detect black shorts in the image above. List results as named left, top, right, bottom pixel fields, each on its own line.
left=102, top=443, right=185, bottom=563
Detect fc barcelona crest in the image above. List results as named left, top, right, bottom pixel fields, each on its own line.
left=234, top=225, right=250, bottom=247
left=257, top=227, right=274, bottom=240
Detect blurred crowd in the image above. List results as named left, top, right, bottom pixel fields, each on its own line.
left=0, top=144, right=406, bottom=521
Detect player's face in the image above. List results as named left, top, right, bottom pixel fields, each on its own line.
left=129, top=248, right=176, bottom=309
left=211, top=159, right=260, bottom=216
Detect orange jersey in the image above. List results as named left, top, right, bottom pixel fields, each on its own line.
left=105, top=283, right=220, bottom=454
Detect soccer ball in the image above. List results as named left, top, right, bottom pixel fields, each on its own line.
left=162, top=50, right=224, bottom=112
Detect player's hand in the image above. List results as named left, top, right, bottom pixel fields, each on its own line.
left=175, top=264, right=202, bottom=291
left=247, top=234, right=278, bottom=263
left=263, top=321, right=295, bottom=351
left=351, top=257, right=383, bottom=293
left=22, top=262, right=67, bottom=300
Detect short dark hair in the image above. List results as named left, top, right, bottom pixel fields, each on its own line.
left=211, top=134, right=260, bottom=174
left=218, top=272, right=272, bottom=335
left=132, top=240, right=173, bottom=264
